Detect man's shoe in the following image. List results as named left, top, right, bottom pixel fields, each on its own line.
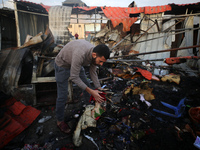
left=57, top=121, right=71, bottom=134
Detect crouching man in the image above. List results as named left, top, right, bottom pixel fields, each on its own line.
left=54, top=39, right=110, bottom=133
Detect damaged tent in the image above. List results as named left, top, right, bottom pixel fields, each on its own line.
left=0, top=0, right=200, bottom=150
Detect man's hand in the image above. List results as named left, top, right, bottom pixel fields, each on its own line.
left=86, top=87, right=105, bottom=103
left=92, top=90, right=105, bottom=103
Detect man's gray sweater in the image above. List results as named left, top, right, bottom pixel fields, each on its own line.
left=55, top=39, right=101, bottom=90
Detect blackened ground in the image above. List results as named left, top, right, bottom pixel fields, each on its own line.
left=3, top=75, right=200, bottom=150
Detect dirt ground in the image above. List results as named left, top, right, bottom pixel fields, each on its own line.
left=3, top=75, right=200, bottom=150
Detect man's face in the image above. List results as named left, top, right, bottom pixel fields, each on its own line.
left=92, top=53, right=107, bottom=66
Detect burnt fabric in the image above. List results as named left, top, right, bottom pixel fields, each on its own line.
left=134, top=67, right=152, bottom=80
left=73, top=105, right=96, bottom=146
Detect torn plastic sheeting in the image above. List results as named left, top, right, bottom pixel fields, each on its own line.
left=111, top=67, right=152, bottom=80
left=101, top=7, right=138, bottom=32
left=101, top=5, right=171, bottom=32
left=134, top=67, right=152, bottom=80
left=124, top=5, right=171, bottom=14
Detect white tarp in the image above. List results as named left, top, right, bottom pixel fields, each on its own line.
left=177, top=16, right=194, bottom=57
left=49, top=6, right=72, bottom=45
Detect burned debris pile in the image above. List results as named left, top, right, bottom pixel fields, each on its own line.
left=1, top=70, right=200, bottom=150
left=76, top=64, right=200, bottom=150
left=0, top=26, right=200, bottom=149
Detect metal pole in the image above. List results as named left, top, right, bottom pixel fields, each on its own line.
left=111, top=34, right=130, bottom=50
left=134, top=21, right=156, bottom=43
left=114, top=27, right=200, bottom=49
left=94, top=8, right=96, bottom=38
left=110, top=45, right=200, bottom=59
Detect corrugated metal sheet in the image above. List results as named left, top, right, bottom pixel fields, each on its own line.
left=49, top=6, right=72, bottom=45
left=0, top=47, right=33, bottom=95
left=131, top=13, right=175, bottom=75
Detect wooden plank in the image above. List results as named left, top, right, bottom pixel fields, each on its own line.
left=31, top=77, right=56, bottom=83
left=14, top=2, right=21, bottom=47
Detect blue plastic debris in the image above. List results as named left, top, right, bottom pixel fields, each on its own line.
left=153, top=97, right=187, bottom=118
left=194, top=136, right=200, bottom=149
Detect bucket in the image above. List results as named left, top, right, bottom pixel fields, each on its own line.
left=189, top=107, right=200, bottom=135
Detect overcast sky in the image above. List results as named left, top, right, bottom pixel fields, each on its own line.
left=1, top=0, right=200, bottom=9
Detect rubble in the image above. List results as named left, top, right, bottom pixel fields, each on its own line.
left=2, top=64, right=200, bottom=150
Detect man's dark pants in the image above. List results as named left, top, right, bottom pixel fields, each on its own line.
left=54, top=63, right=91, bottom=122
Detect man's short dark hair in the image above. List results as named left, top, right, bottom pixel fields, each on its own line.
left=93, top=44, right=110, bottom=59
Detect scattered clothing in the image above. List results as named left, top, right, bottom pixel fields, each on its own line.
left=73, top=105, right=96, bottom=146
